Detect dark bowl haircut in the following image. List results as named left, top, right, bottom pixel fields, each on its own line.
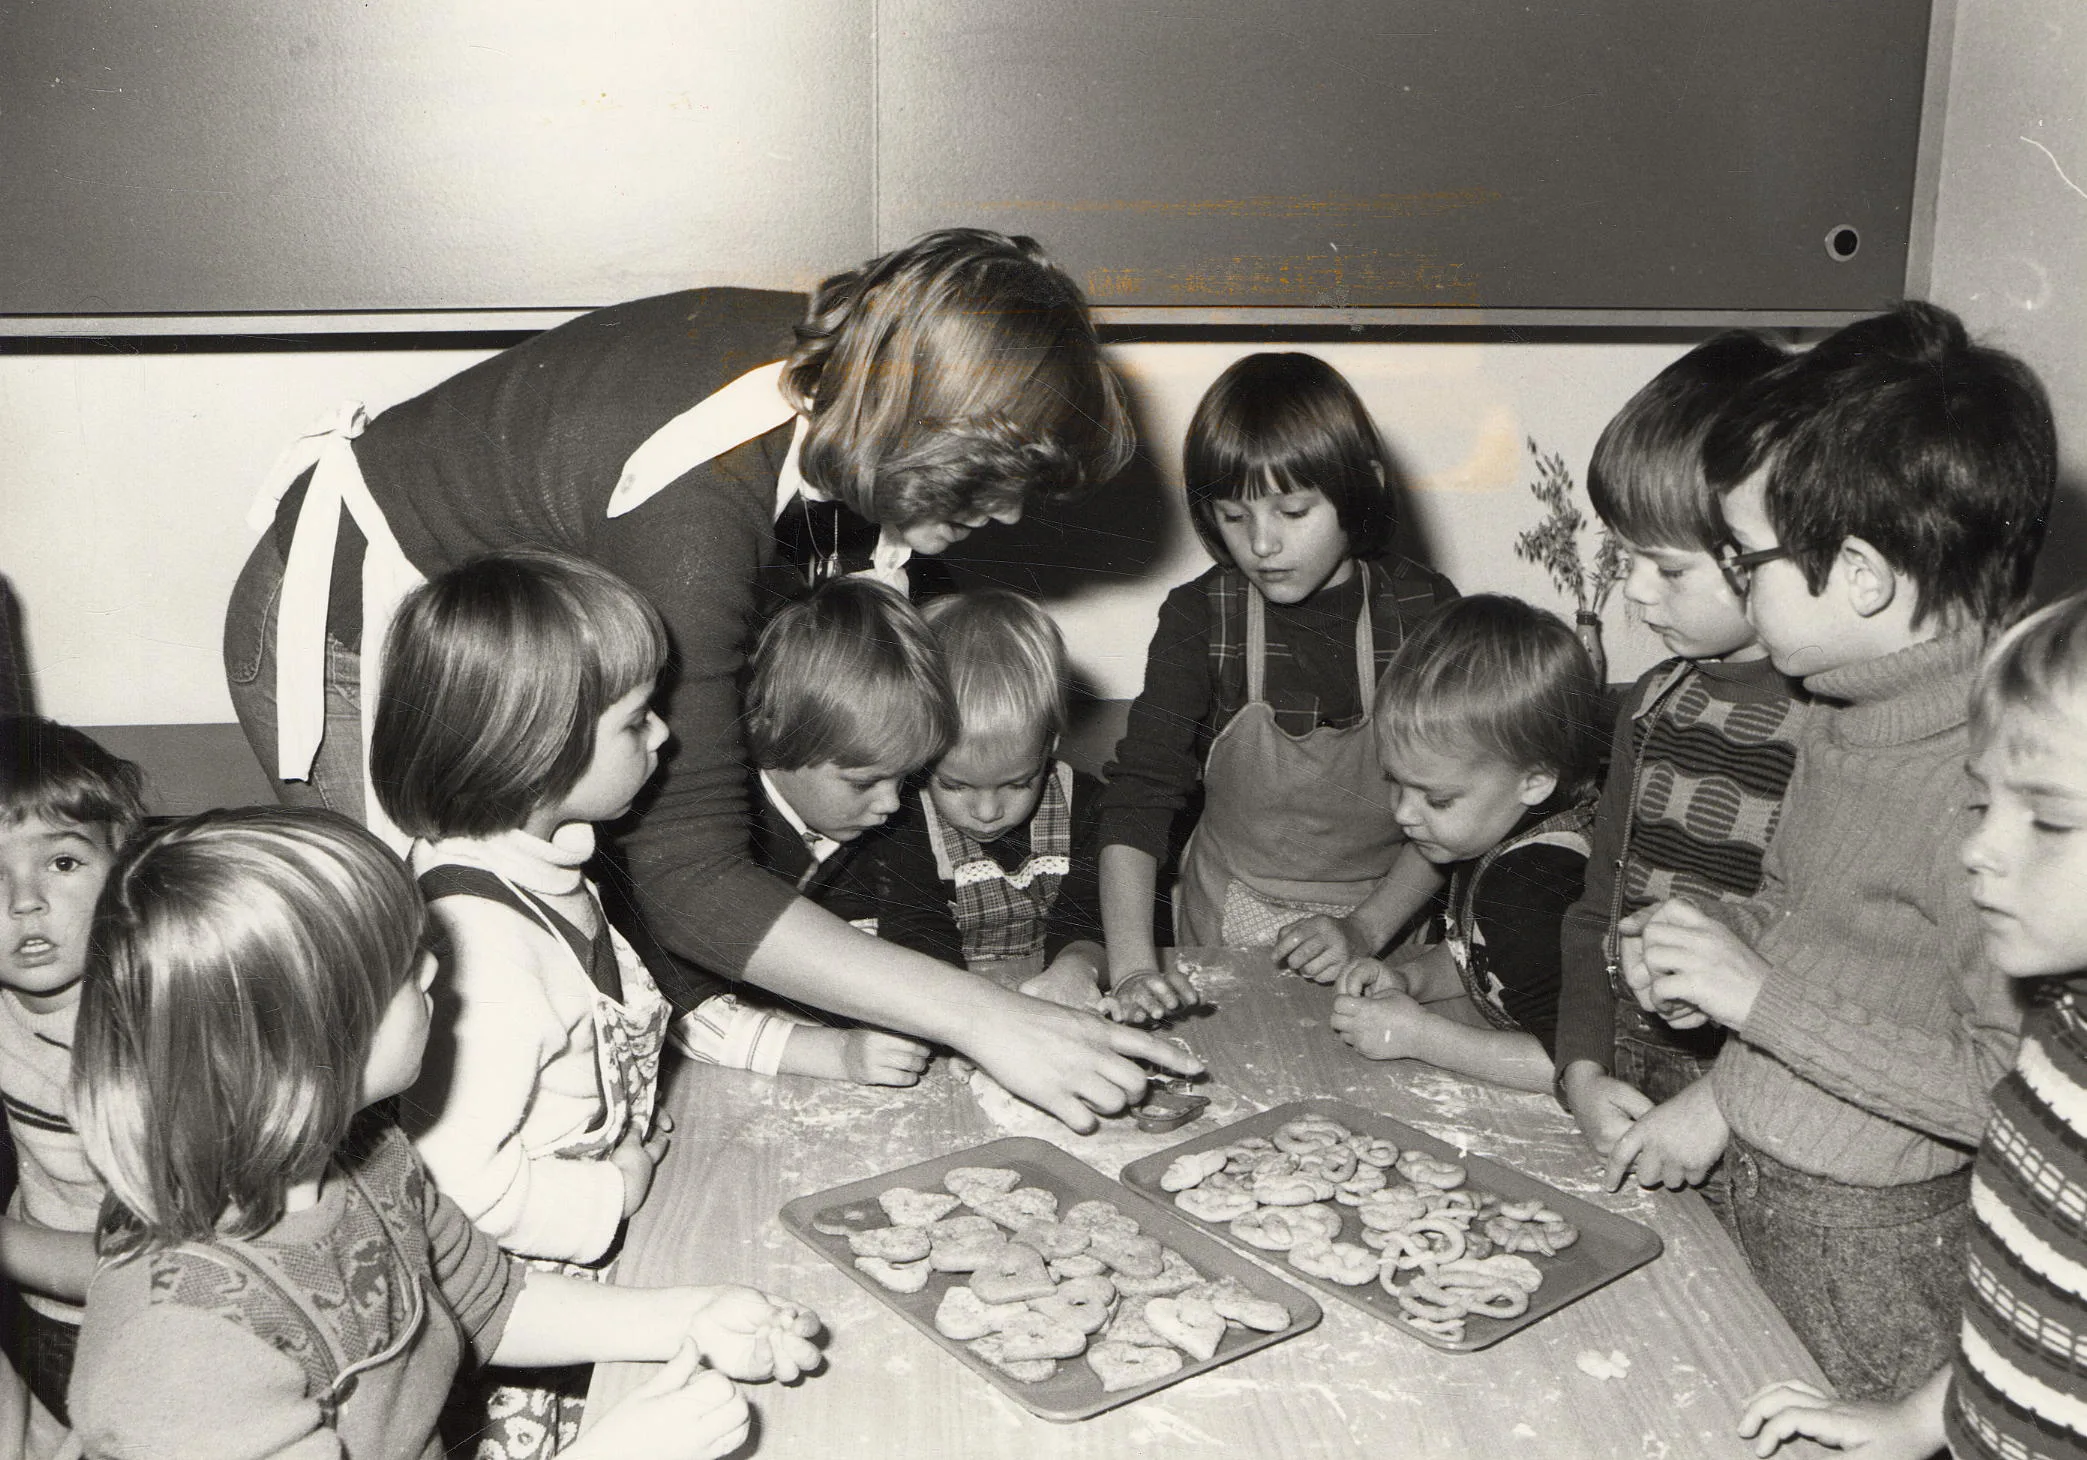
left=1182, top=352, right=1398, bottom=567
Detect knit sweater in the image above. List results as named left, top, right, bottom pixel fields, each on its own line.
left=0, top=992, right=99, bottom=1323
left=1710, top=630, right=2023, bottom=1185
left=66, top=1127, right=524, bottom=1460
left=1554, top=656, right=1806, bottom=1075
left=405, top=826, right=662, bottom=1264
left=1099, top=557, right=1457, bottom=863
left=1947, top=977, right=2087, bottom=1460
left=282, top=289, right=810, bottom=981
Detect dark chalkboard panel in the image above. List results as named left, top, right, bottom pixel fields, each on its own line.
left=1, top=0, right=1932, bottom=323
left=0, top=1, right=873, bottom=315
left=878, top=0, right=1932, bottom=314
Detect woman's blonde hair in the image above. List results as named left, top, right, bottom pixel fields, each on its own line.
left=72, top=808, right=424, bottom=1256
left=923, top=589, right=1069, bottom=751
left=783, top=228, right=1133, bottom=530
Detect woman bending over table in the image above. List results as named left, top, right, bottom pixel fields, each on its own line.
left=222, top=228, right=1197, bottom=1130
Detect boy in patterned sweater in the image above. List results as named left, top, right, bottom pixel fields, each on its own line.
left=1626, top=302, right=2056, bottom=1401
left=0, top=717, right=146, bottom=1423
left=1740, top=591, right=2087, bottom=1459
left=1553, top=333, right=1805, bottom=1203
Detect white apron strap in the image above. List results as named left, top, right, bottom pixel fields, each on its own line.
left=247, top=402, right=420, bottom=850
left=606, top=359, right=798, bottom=519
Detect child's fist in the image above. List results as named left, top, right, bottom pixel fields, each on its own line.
left=685, top=1286, right=824, bottom=1384
left=844, top=1030, right=931, bottom=1087
left=576, top=1343, right=750, bottom=1460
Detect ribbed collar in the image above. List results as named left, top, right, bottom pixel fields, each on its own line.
left=1806, top=629, right=1985, bottom=748
left=418, top=823, right=595, bottom=896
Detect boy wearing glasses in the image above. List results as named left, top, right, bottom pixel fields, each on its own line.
left=1552, top=334, right=1807, bottom=1215
left=1622, top=302, right=2057, bottom=1401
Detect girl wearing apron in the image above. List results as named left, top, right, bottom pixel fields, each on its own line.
left=368, top=552, right=675, bottom=1457
left=1098, top=354, right=1457, bottom=1010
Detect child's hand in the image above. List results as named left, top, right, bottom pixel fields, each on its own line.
left=569, top=1342, right=750, bottom=1460
left=843, top=1029, right=932, bottom=1087
left=1330, top=991, right=1426, bottom=1062
left=1638, top=900, right=1770, bottom=1031
left=1335, top=957, right=1407, bottom=999
left=1105, top=967, right=1199, bottom=1025
left=1018, top=952, right=1106, bottom=1013
left=1558, top=1063, right=1654, bottom=1159
left=1736, top=1378, right=1946, bottom=1459
left=684, top=1285, right=824, bottom=1383
left=1603, top=1076, right=1729, bottom=1192
left=612, top=1112, right=675, bottom=1218
left=1273, top=915, right=1367, bottom=983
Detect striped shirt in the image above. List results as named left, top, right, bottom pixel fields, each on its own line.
left=0, top=989, right=101, bottom=1322
left=1949, top=978, right=2087, bottom=1460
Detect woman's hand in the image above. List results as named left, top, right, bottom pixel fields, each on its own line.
left=683, top=1286, right=824, bottom=1383
left=968, top=995, right=1204, bottom=1133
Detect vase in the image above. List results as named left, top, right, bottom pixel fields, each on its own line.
left=1574, top=610, right=1608, bottom=686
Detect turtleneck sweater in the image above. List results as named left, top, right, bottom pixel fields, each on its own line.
left=1711, top=629, right=2025, bottom=1186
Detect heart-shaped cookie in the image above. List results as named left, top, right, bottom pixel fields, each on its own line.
left=1089, top=1231, right=1164, bottom=1280
left=1009, top=1220, right=1089, bottom=1259
left=929, top=1231, right=1007, bottom=1273
left=943, top=1166, right=1022, bottom=1202
left=967, top=1332, right=1057, bottom=1383
left=992, top=1309, right=1088, bottom=1362
left=853, top=1255, right=930, bottom=1293
left=846, top=1224, right=932, bottom=1262
left=1145, top=1294, right=1225, bottom=1362
left=1112, top=1247, right=1200, bottom=1297
left=928, top=1212, right=998, bottom=1242
left=970, top=1187, right=1060, bottom=1229
left=1048, top=1253, right=1107, bottom=1280
left=811, top=1200, right=883, bottom=1235
left=968, top=1242, right=1057, bottom=1305
left=1029, top=1274, right=1116, bottom=1334
left=1086, top=1339, right=1184, bottom=1393
left=879, top=1186, right=962, bottom=1227
left=933, top=1284, right=1027, bottom=1340
left=1061, top=1199, right=1128, bottom=1231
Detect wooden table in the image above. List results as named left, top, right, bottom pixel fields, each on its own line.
left=590, top=951, right=1827, bottom=1458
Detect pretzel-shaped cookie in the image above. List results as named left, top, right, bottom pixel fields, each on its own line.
left=1395, top=1151, right=1467, bottom=1190
left=1272, top=1116, right=1351, bottom=1154
left=1286, top=1236, right=1379, bottom=1286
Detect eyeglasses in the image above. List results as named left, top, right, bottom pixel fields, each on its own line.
left=1716, top=541, right=1793, bottom=596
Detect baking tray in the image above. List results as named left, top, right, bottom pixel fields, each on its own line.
left=780, top=1135, right=1321, bottom=1421
left=1119, top=1099, right=1661, bottom=1353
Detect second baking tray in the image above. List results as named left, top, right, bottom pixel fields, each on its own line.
left=1119, top=1098, right=1661, bottom=1352
left=780, top=1135, right=1322, bottom=1421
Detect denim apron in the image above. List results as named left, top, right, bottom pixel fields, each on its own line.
left=1174, top=574, right=1405, bottom=948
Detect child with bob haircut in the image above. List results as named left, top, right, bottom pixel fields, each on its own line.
left=1329, top=595, right=1605, bottom=1091
left=1627, top=300, right=2057, bottom=1401
left=0, top=717, right=146, bottom=1423
left=841, top=589, right=1114, bottom=1005
left=1740, top=591, right=2087, bottom=1460
left=1549, top=332, right=1808, bottom=1199
left=64, top=808, right=824, bottom=1460
left=1099, top=352, right=1456, bottom=1013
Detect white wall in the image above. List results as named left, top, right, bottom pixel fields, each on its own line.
left=1924, top=0, right=2086, bottom=540
left=0, top=339, right=1686, bottom=726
